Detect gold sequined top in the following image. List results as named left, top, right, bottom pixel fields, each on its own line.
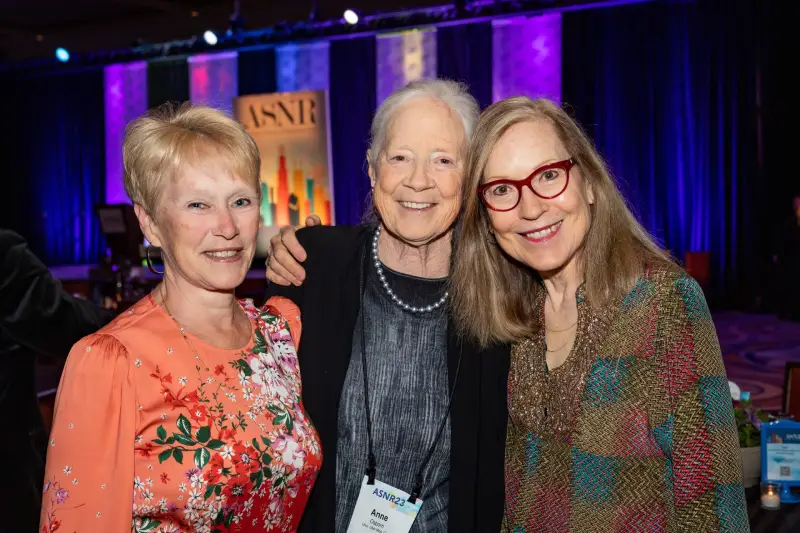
left=503, top=263, right=748, bottom=533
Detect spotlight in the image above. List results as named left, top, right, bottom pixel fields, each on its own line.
left=55, top=47, right=70, bottom=62
left=203, top=30, right=218, bottom=45
left=343, top=9, right=359, bottom=25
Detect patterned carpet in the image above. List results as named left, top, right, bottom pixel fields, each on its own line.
left=715, top=312, right=800, bottom=412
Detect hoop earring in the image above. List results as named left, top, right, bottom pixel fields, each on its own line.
left=146, top=246, right=164, bottom=275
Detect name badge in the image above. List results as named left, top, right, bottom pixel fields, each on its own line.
left=346, top=476, right=423, bottom=533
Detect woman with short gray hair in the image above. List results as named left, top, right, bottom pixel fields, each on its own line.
left=265, top=79, right=509, bottom=533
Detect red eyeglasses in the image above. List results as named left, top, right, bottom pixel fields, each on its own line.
left=478, top=158, right=576, bottom=212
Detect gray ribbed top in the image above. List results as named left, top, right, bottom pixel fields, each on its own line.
left=334, top=255, right=450, bottom=533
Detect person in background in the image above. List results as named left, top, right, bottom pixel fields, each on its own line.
left=40, top=103, right=321, bottom=532
left=0, top=229, right=114, bottom=533
left=450, top=96, right=748, bottom=532
left=265, top=79, right=509, bottom=533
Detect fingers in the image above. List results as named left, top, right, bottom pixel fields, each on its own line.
left=265, top=225, right=308, bottom=286
left=304, top=214, right=322, bottom=227
left=279, top=225, right=308, bottom=263
left=266, top=255, right=296, bottom=286
left=267, top=229, right=302, bottom=286
left=270, top=245, right=306, bottom=285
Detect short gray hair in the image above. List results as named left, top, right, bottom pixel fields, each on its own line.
left=366, top=78, right=479, bottom=169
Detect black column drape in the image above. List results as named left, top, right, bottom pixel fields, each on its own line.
left=237, top=47, right=278, bottom=96
left=329, top=36, right=377, bottom=225
left=0, top=73, right=34, bottom=236
left=757, top=0, right=800, bottom=317
left=147, top=56, right=190, bottom=108
left=759, top=1, right=799, bottom=210
left=436, top=22, right=493, bottom=110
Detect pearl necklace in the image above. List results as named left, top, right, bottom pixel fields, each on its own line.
left=372, top=226, right=448, bottom=314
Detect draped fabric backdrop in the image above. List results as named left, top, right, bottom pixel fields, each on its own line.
left=188, top=52, right=239, bottom=115
left=756, top=0, right=800, bottom=316
left=376, top=29, right=437, bottom=105
left=562, top=0, right=760, bottom=305
left=10, top=68, right=107, bottom=264
left=4, top=0, right=784, bottom=303
left=148, top=57, right=190, bottom=109
left=492, top=14, right=562, bottom=103
left=237, top=47, right=278, bottom=96
left=0, top=75, right=32, bottom=235
left=436, top=22, right=493, bottom=111
left=758, top=1, right=800, bottom=208
left=329, top=37, right=377, bottom=225
left=275, top=42, right=330, bottom=93
left=104, top=61, right=148, bottom=205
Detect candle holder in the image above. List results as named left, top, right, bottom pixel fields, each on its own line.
left=761, top=482, right=781, bottom=510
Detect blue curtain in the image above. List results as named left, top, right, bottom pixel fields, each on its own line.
left=148, top=57, right=190, bottom=108
left=436, top=22, right=493, bottom=110
left=329, top=36, right=377, bottom=225
left=237, top=47, right=278, bottom=96
left=1, top=67, right=107, bottom=264
left=561, top=0, right=760, bottom=305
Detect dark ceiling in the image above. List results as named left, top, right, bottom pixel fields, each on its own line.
left=0, top=0, right=444, bottom=62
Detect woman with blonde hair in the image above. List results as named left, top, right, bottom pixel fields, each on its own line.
left=450, top=97, right=748, bottom=532
left=40, top=103, right=321, bottom=532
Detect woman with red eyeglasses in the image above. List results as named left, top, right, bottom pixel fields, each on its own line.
left=450, top=97, right=748, bottom=533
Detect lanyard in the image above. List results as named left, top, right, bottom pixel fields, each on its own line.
left=358, top=240, right=462, bottom=504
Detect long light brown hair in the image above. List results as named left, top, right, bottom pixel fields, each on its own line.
left=449, top=97, right=673, bottom=347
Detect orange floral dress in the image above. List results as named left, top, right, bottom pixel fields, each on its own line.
left=39, top=295, right=321, bottom=533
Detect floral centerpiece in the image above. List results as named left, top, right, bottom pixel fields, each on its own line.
left=734, top=397, right=770, bottom=447
left=733, top=396, right=770, bottom=487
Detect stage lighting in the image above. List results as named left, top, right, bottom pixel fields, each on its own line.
left=55, top=47, right=70, bottom=62
left=203, top=30, right=218, bottom=45
left=343, top=9, right=359, bottom=25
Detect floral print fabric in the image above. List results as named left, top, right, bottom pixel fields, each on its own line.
left=40, top=295, right=320, bottom=533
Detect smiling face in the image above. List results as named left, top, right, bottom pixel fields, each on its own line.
left=370, top=97, right=466, bottom=246
left=483, top=119, right=594, bottom=275
left=136, top=150, right=261, bottom=293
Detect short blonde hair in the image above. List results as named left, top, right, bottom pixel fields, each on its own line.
left=123, top=103, right=261, bottom=214
left=450, top=97, right=673, bottom=347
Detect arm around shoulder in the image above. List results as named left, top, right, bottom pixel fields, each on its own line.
left=263, top=224, right=369, bottom=306
left=263, top=226, right=320, bottom=306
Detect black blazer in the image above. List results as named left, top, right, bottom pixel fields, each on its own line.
left=0, top=229, right=115, bottom=532
left=265, top=225, right=510, bottom=533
